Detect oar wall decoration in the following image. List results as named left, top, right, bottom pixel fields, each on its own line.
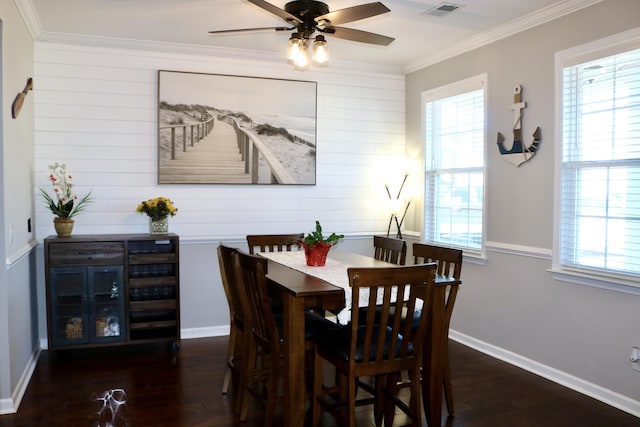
left=497, top=84, right=541, bottom=167
left=11, top=77, right=33, bottom=119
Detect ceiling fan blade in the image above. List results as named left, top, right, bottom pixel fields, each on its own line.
left=248, top=0, right=302, bottom=24
left=209, top=26, right=293, bottom=35
left=315, top=2, right=390, bottom=26
left=323, top=26, right=394, bottom=46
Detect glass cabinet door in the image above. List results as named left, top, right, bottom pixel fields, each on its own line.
left=89, top=266, right=126, bottom=343
left=49, top=267, right=89, bottom=346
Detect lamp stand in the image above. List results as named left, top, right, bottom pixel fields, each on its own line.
left=385, top=173, right=411, bottom=239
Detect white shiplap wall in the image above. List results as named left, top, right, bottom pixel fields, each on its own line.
left=33, top=42, right=406, bottom=241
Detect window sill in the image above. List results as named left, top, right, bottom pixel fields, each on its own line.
left=549, top=269, right=640, bottom=296
left=463, top=250, right=488, bottom=265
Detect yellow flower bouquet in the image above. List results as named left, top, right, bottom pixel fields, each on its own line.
left=135, top=197, right=178, bottom=221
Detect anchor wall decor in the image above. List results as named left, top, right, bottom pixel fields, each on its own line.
left=497, top=84, right=541, bottom=167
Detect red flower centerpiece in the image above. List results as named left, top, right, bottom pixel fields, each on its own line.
left=298, top=221, right=344, bottom=267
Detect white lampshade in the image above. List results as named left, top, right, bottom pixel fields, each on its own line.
left=389, top=198, right=404, bottom=215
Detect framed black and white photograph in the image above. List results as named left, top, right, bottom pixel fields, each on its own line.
left=157, top=70, right=317, bottom=185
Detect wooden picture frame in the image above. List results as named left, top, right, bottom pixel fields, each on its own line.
left=157, top=70, right=317, bottom=185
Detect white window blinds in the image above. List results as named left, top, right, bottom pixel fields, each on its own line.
left=560, top=47, right=640, bottom=279
left=423, top=75, right=486, bottom=251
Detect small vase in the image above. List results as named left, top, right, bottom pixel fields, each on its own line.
left=53, top=217, right=74, bottom=237
left=149, top=217, right=169, bottom=235
left=300, top=241, right=332, bottom=267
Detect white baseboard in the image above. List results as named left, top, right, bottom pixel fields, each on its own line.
left=180, top=325, right=229, bottom=339
left=0, top=347, right=41, bottom=415
left=449, top=330, right=640, bottom=418
left=37, top=326, right=230, bottom=349
left=0, top=398, right=14, bottom=415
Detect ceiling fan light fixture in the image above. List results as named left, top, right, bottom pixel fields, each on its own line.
left=312, top=35, right=329, bottom=64
left=294, top=51, right=310, bottom=69
left=292, top=38, right=310, bottom=69
left=286, top=33, right=302, bottom=61
left=210, top=0, right=393, bottom=70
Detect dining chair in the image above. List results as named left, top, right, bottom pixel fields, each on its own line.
left=232, top=249, right=282, bottom=425
left=233, top=249, right=338, bottom=426
left=373, top=235, right=407, bottom=265
left=246, top=233, right=304, bottom=254
left=217, top=244, right=245, bottom=402
left=412, top=242, right=463, bottom=415
left=310, top=263, right=437, bottom=427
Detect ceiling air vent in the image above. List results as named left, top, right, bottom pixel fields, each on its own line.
left=422, top=2, right=464, bottom=17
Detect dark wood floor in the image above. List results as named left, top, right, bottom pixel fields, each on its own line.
left=0, top=337, right=638, bottom=427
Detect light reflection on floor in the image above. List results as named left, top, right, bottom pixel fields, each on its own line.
left=90, top=388, right=127, bottom=427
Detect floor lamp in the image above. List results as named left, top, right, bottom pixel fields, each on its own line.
left=386, top=173, right=411, bottom=239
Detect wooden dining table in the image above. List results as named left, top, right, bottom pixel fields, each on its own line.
left=262, top=250, right=461, bottom=427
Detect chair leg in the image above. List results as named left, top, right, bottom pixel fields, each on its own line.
left=443, top=344, right=455, bottom=415
left=311, top=349, right=323, bottom=427
left=383, top=373, right=400, bottom=427
left=347, top=375, right=357, bottom=427
left=373, top=375, right=385, bottom=427
left=263, top=358, right=279, bottom=427
left=222, top=366, right=232, bottom=395
left=237, top=339, right=256, bottom=420
left=222, top=324, right=237, bottom=395
left=408, top=368, right=422, bottom=427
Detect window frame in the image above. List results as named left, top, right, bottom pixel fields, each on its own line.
left=420, top=73, right=488, bottom=258
left=552, top=27, right=640, bottom=295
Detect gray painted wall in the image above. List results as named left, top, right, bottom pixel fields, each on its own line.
left=3, top=0, right=640, bottom=418
left=405, top=0, right=640, bottom=414
left=0, top=0, right=38, bottom=414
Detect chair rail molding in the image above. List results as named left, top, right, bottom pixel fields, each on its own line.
left=484, top=241, right=552, bottom=260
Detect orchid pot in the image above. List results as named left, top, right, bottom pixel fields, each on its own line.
left=40, top=163, right=93, bottom=238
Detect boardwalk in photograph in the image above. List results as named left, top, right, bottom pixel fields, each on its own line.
left=158, top=119, right=250, bottom=184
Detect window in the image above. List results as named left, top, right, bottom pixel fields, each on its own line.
left=423, top=74, right=486, bottom=253
left=555, top=31, right=640, bottom=288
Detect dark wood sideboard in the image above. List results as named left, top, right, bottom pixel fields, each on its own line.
left=44, top=233, right=180, bottom=351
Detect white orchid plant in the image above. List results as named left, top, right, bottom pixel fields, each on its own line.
left=40, top=163, right=93, bottom=219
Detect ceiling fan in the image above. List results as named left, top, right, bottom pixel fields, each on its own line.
left=208, top=0, right=394, bottom=67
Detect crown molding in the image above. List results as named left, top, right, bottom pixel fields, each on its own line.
left=17, top=0, right=595, bottom=76
left=403, top=0, right=604, bottom=74
left=34, top=31, right=402, bottom=74
left=36, top=30, right=283, bottom=61
left=14, top=0, right=43, bottom=39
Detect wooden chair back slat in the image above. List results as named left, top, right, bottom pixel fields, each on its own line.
left=411, top=242, right=463, bottom=416
left=217, top=244, right=247, bottom=401
left=373, top=235, right=407, bottom=265
left=412, top=242, right=462, bottom=328
left=233, top=250, right=280, bottom=354
left=347, top=263, right=436, bottom=366
left=218, top=244, right=245, bottom=326
left=231, top=250, right=285, bottom=425
left=412, top=243, right=462, bottom=279
left=246, top=233, right=304, bottom=255
left=312, top=263, right=437, bottom=426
